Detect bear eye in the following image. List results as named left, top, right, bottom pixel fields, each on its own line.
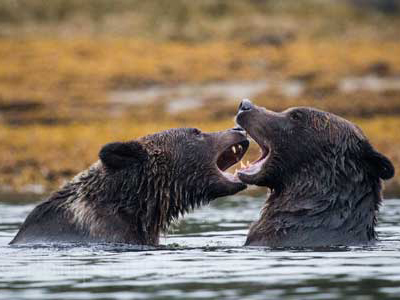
left=290, top=111, right=303, bottom=121
left=191, top=128, right=202, bottom=135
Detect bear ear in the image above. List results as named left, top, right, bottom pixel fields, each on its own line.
left=99, top=141, right=148, bottom=169
left=363, top=144, right=395, bottom=180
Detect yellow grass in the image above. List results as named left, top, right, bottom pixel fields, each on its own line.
left=1, top=37, right=400, bottom=105
left=1, top=34, right=400, bottom=195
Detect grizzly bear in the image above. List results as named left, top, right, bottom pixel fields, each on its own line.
left=236, top=99, right=395, bottom=247
left=10, top=128, right=249, bottom=245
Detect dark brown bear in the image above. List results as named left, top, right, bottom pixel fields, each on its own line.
left=10, top=128, right=249, bottom=245
left=236, top=99, right=395, bottom=247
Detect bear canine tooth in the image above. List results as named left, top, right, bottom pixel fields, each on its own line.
left=232, top=146, right=236, bottom=154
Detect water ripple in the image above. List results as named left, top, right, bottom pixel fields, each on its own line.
left=1, top=196, right=400, bottom=299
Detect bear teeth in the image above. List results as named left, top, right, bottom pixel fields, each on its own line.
left=232, top=144, right=243, bottom=155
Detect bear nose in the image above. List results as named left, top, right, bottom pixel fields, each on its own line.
left=238, top=99, right=253, bottom=112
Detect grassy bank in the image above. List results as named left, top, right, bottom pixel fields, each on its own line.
left=1, top=37, right=400, bottom=124
left=1, top=37, right=399, bottom=195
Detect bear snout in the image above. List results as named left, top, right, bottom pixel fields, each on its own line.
left=238, top=98, right=254, bottom=112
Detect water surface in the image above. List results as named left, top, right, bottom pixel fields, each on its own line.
left=1, top=194, right=400, bottom=300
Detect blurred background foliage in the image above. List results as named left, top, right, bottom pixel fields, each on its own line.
left=0, top=0, right=399, bottom=194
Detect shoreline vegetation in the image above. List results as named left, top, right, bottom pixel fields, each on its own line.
left=0, top=0, right=399, bottom=196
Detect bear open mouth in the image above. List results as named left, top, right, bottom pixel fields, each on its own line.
left=217, top=140, right=249, bottom=182
left=236, top=131, right=271, bottom=177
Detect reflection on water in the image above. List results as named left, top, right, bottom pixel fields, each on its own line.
left=1, top=195, right=400, bottom=300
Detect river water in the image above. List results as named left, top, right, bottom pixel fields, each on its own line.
left=1, top=193, right=400, bottom=300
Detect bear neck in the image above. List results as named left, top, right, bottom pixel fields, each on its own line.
left=65, top=161, right=210, bottom=245
left=252, top=159, right=383, bottom=247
